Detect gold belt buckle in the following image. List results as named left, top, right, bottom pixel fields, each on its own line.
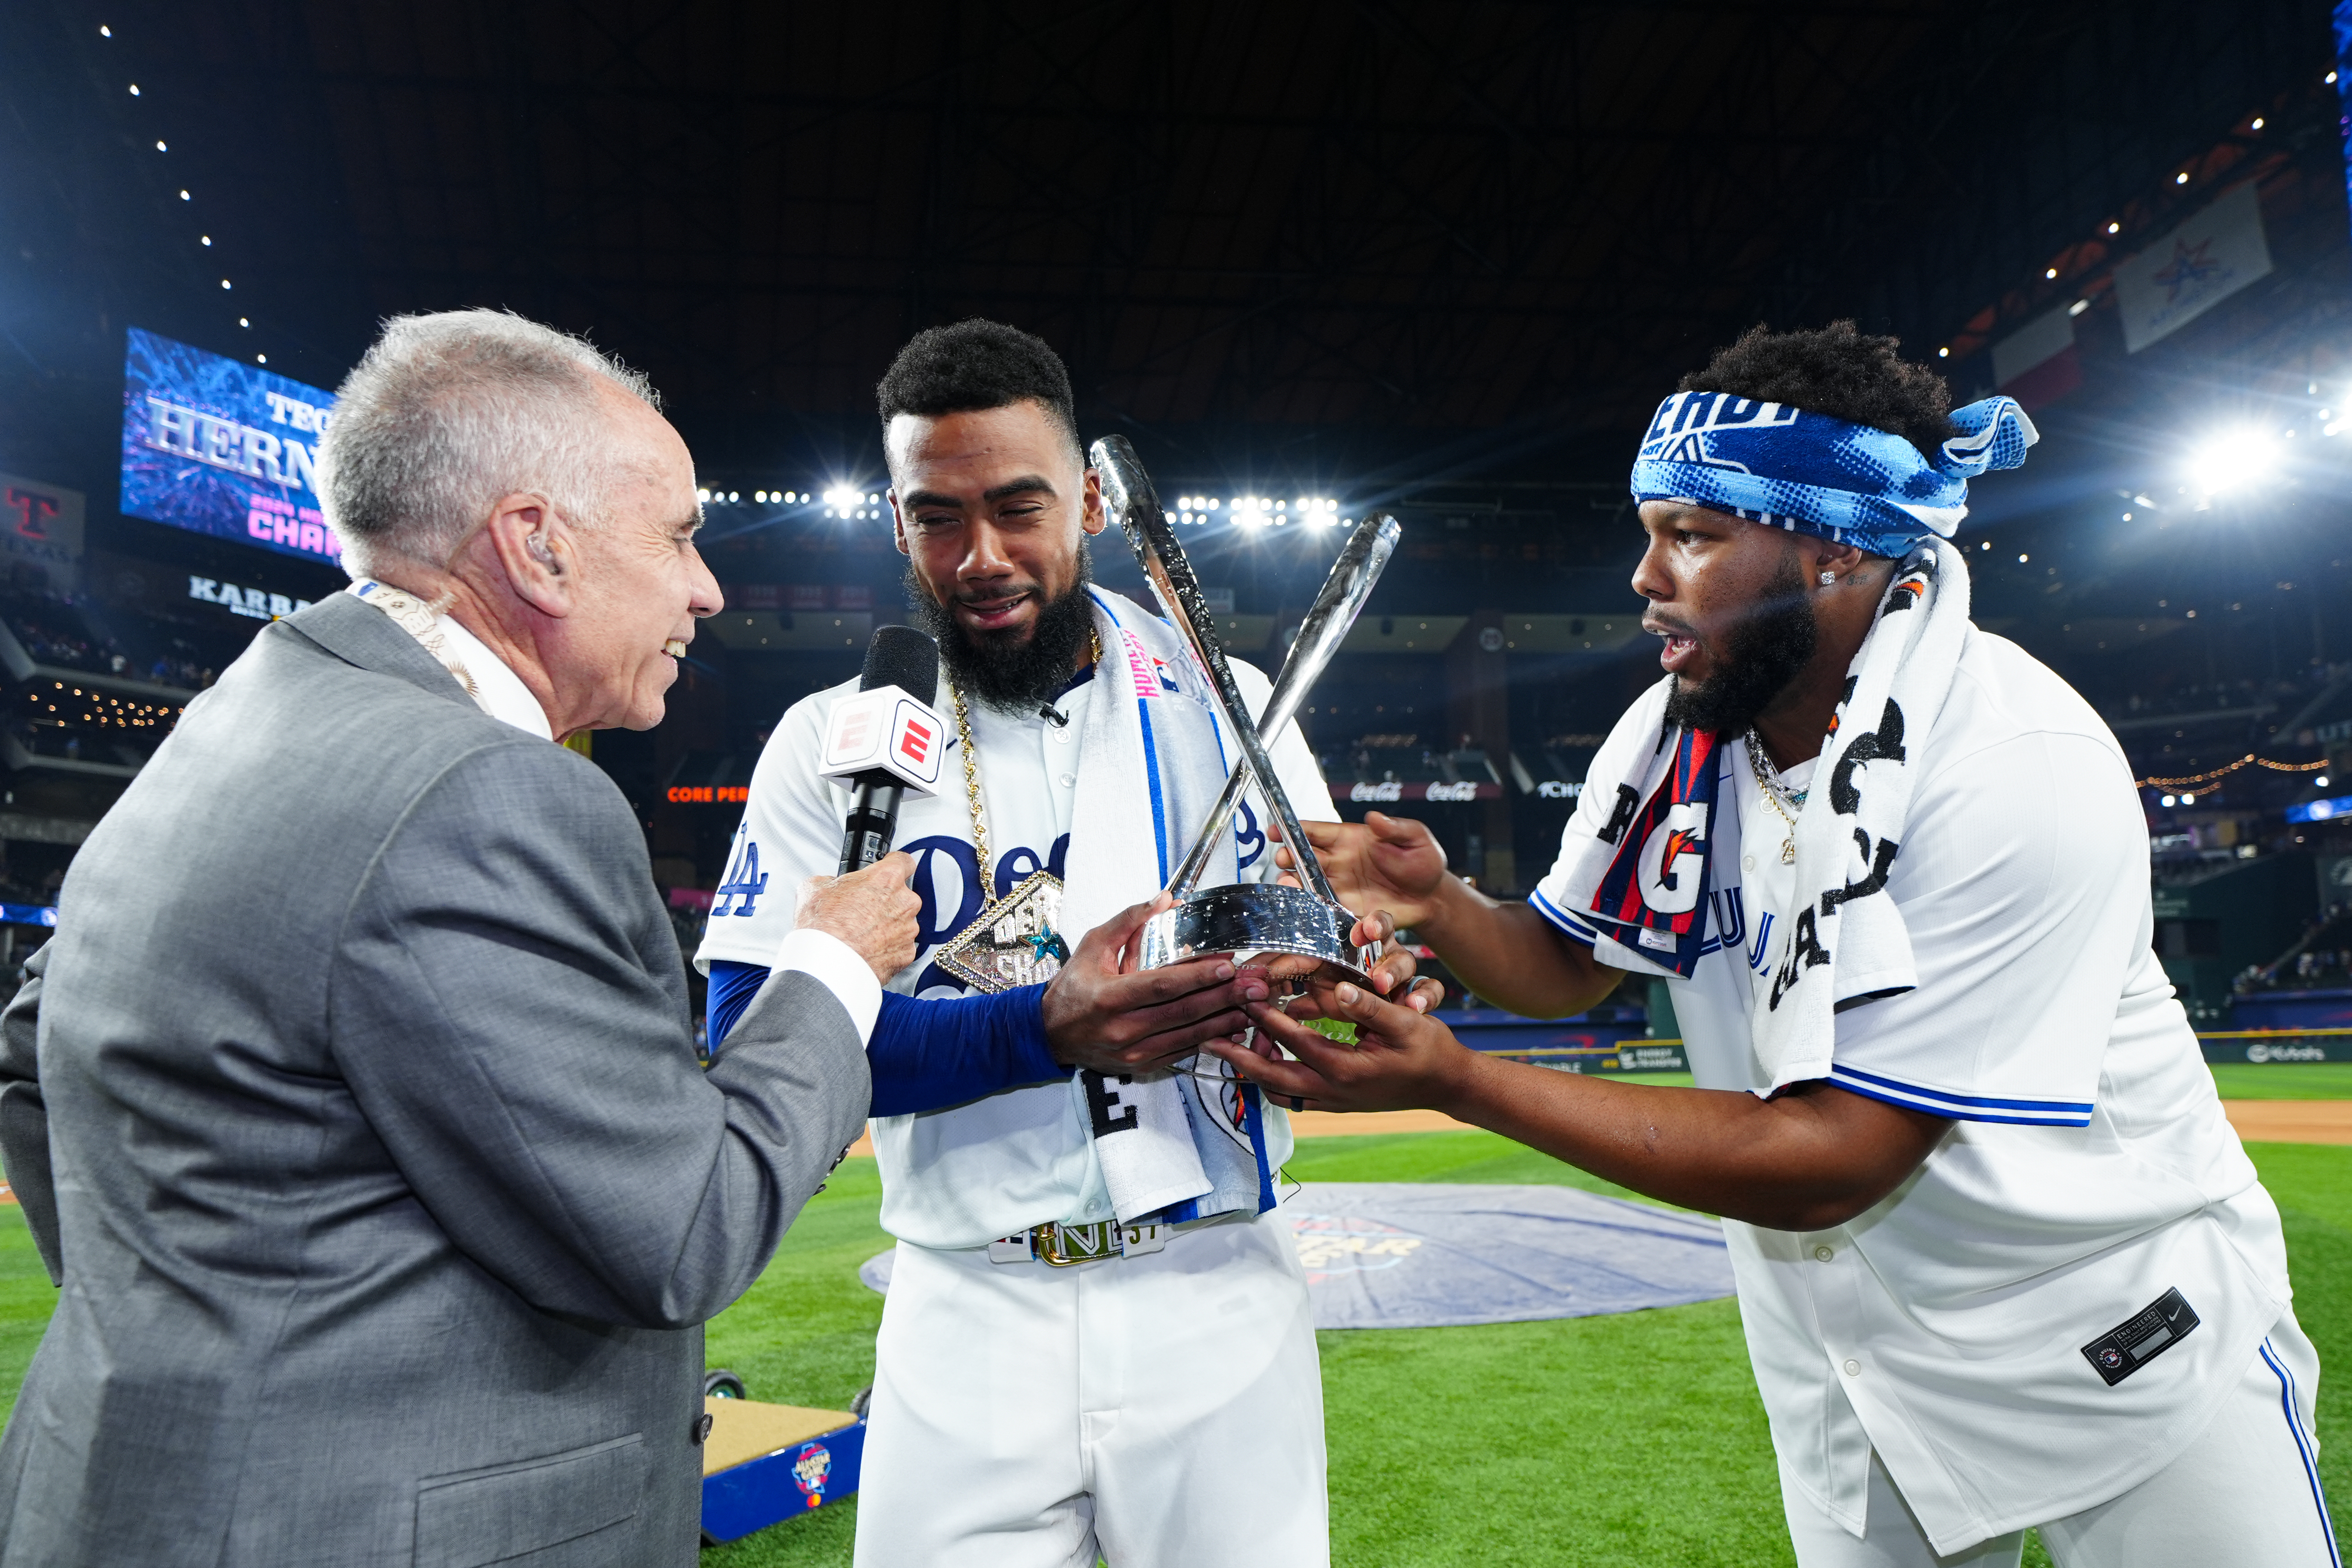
left=1031, top=1221, right=1117, bottom=1267
left=1028, top=1220, right=1168, bottom=1266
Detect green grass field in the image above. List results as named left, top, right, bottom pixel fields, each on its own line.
left=1, top=1066, right=2349, bottom=1564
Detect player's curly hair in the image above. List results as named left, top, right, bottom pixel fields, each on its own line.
left=1679, top=320, right=1955, bottom=458
left=876, top=318, right=1081, bottom=462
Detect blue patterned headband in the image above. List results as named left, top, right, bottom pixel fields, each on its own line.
left=1628, top=392, right=2038, bottom=557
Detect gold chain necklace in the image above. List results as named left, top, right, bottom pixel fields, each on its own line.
left=931, top=628, right=1100, bottom=993
left=1745, top=728, right=1805, bottom=866
left=948, top=627, right=1102, bottom=895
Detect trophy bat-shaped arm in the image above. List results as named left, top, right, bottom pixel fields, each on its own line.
left=1091, top=434, right=1342, bottom=910
left=1165, top=512, right=1399, bottom=901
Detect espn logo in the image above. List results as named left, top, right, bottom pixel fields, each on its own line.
left=819, top=686, right=945, bottom=796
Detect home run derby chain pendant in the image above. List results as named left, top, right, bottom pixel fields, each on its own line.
left=931, top=640, right=1094, bottom=994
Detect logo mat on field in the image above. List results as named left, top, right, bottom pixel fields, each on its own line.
left=859, top=1184, right=1733, bottom=1329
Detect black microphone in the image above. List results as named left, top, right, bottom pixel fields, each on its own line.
left=831, top=625, right=943, bottom=873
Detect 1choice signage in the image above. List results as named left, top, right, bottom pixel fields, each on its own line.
left=119, top=328, right=342, bottom=566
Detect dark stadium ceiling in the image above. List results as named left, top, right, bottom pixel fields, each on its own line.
left=2, top=0, right=2335, bottom=479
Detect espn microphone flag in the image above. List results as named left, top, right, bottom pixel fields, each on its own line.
left=819, top=689, right=945, bottom=791
left=829, top=625, right=943, bottom=873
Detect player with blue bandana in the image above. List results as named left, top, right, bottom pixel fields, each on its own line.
left=1230, top=322, right=2334, bottom=1568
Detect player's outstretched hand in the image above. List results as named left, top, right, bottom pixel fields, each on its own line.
left=1043, top=892, right=1272, bottom=1076
left=1259, top=906, right=1443, bottom=1020
left=1204, top=979, right=1477, bottom=1114
left=797, top=851, right=922, bottom=983
left=1270, top=812, right=1450, bottom=932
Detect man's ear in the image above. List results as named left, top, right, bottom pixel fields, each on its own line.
left=1813, top=540, right=1871, bottom=584
left=482, top=493, right=577, bottom=617
left=888, top=490, right=912, bottom=557
left=1079, top=466, right=1107, bottom=538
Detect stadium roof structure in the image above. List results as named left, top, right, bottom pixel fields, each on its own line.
left=1, top=0, right=2333, bottom=481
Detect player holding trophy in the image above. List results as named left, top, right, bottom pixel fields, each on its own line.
left=698, top=319, right=1424, bottom=1567
left=1230, top=323, right=2332, bottom=1568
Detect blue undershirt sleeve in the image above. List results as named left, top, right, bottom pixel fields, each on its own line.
left=707, top=959, right=1063, bottom=1116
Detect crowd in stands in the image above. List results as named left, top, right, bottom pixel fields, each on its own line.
left=2235, top=903, right=2352, bottom=993
left=2105, top=664, right=2348, bottom=729
left=0, top=593, right=216, bottom=691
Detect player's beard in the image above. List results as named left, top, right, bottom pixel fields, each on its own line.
left=907, top=542, right=1097, bottom=714
left=1661, top=553, right=1818, bottom=737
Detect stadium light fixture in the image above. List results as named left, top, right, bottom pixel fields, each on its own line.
left=2185, top=426, right=2281, bottom=495
left=128, top=83, right=139, bottom=95
left=2174, top=172, right=2189, bottom=185
left=2107, top=221, right=2120, bottom=235
left=2161, top=794, right=2177, bottom=807
left=2252, top=117, right=2266, bottom=130
left=2044, top=268, right=2057, bottom=279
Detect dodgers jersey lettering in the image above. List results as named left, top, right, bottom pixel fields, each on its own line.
left=698, top=627, right=1331, bottom=1251
left=1528, top=627, right=2293, bottom=1550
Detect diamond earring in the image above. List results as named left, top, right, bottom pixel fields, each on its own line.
left=1818, top=571, right=1836, bottom=586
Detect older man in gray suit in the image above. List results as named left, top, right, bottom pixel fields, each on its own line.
left=0, top=310, right=919, bottom=1566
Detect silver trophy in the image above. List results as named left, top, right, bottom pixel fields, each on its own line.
left=1090, top=435, right=1400, bottom=987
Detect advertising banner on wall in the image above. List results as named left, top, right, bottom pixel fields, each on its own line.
left=119, top=328, right=343, bottom=567
left=2112, top=183, right=2274, bottom=354
left=0, top=472, right=86, bottom=593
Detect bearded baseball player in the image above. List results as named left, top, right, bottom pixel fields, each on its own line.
left=696, top=319, right=1426, bottom=1566
left=1225, top=323, right=2333, bottom=1567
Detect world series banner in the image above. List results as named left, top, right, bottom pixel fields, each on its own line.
left=119, top=328, right=343, bottom=566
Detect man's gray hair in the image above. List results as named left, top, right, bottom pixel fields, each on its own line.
left=318, top=309, right=661, bottom=577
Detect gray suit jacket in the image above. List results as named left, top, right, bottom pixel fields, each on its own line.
left=0, top=593, right=871, bottom=1567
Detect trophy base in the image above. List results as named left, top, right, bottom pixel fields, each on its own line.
left=1139, top=883, right=1379, bottom=987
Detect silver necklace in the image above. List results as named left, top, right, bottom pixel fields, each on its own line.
left=1745, top=728, right=1806, bottom=865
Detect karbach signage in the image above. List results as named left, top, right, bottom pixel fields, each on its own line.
left=0, top=472, right=86, bottom=592
left=120, top=328, right=343, bottom=566
left=187, top=575, right=314, bottom=622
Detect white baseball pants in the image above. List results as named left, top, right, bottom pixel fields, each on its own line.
left=851, top=1210, right=1328, bottom=1568
left=1784, top=1310, right=2339, bottom=1568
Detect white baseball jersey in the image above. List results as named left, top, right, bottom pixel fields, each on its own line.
left=697, top=622, right=1333, bottom=1250
left=1531, top=627, right=2293, bottom=1554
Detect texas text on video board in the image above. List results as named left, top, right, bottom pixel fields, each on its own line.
left=119, top=328, right=341, bottom=567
